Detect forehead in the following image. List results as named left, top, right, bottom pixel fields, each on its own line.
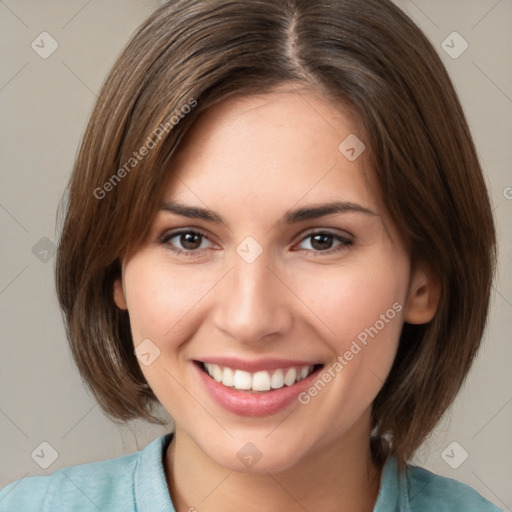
left=163, top=87, right=379, bottom=221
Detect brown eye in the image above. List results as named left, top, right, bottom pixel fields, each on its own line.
left=177, top=232, right=202, bottom=250
left=159, top=229, right=213, bottom=256
left=297, top=231, right=353, bottom=254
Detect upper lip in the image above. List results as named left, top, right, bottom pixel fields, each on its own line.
left=195, top=357, right=324, bottom=373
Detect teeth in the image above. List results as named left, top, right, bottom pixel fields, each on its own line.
left=212, top=364, right=223, bottom=383
left=252, top=371, right=271, bottom=391
left=270, top=369, right=284, bottom=389
left=222, top=366, right=234, bottom=387
left=283, top=368, right=297, bottom=386
left=202, top=363, right=315, bottom=392
left=233, top=369, right=252, bottom=390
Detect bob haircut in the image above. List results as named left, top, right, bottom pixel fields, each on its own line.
left=55, top=0, right=496, bottom=470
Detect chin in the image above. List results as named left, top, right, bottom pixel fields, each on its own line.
left=202, top=437, right=309, bottom=474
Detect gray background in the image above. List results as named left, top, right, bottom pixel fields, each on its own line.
left=0, top=0, right=511, bottom=509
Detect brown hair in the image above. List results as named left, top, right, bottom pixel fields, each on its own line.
left=55, top=0, right=496, bottom=470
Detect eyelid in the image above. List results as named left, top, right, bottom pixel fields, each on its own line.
left=296, top=227, right=354, bottom=242
left=158, top=228, right=216, bottom=248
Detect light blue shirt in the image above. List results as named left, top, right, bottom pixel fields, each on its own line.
left=0, top=433, right=503, bottom=511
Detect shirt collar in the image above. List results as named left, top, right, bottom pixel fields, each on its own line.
left=134, top=432, right=175, bottom=512
left=373, top=455, right=411, bottom=511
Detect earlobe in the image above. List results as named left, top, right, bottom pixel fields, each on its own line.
left=113, top=277, right=128, bottom=310
left=404, top=266, right=440, bottom=324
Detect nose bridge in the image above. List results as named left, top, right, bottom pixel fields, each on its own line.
left=213, top=246, right=292, bottom=343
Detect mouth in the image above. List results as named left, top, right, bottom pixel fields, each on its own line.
left=195, top=360, right=324, bottom=393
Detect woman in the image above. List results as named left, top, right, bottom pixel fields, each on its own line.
left=0, top=0, right=502, bottom=510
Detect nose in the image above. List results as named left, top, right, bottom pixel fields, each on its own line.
left=212, top=249, right=293, bottom=345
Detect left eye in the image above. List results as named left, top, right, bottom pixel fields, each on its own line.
left=296, top=231, right=352, bottom=253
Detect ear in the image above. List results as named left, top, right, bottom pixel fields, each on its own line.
left=113, top=277, right=128, bottom=310
left=404, top=265, right=440, bottom=324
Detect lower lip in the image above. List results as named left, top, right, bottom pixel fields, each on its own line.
left=195, top=363, right=322, bottom=417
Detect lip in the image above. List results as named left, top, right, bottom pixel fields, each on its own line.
left=194, top=360, right=324, bottom=417
left=196, top=356, right=323, bottom=373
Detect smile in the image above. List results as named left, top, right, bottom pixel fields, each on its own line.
left=194, top=358, right=325, bottom=417
left=200, top=362, right=320, bottom=392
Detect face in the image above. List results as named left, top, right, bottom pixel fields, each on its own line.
left=114, top=84, right=435, bottom=473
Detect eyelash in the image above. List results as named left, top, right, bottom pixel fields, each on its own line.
left=158, top=228, right=353, bottom=257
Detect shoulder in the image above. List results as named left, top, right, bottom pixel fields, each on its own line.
left=0, top=448, right=140, bottom=512
left=405, top=463, right=504, bottom=511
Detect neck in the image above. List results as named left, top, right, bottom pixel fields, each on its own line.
left=165, top=417, right=382, bottom=512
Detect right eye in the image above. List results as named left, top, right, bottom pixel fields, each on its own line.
left=159, top=229, right=215, bottom=257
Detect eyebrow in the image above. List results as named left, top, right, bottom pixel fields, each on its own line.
left=160, top=200, right=377, bottom=225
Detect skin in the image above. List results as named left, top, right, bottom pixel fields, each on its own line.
left=114, top=83, right=439, bottom=512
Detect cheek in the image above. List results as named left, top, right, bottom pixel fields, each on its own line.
left=291, top=263, right=407, bottom=438
left=294, top=249, right=409, bottom=390
left=123, top=256, right=211, bottom=343
left=122, top=256, right=210, bottom=413
left=301, top=261, right=407, bottom=344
